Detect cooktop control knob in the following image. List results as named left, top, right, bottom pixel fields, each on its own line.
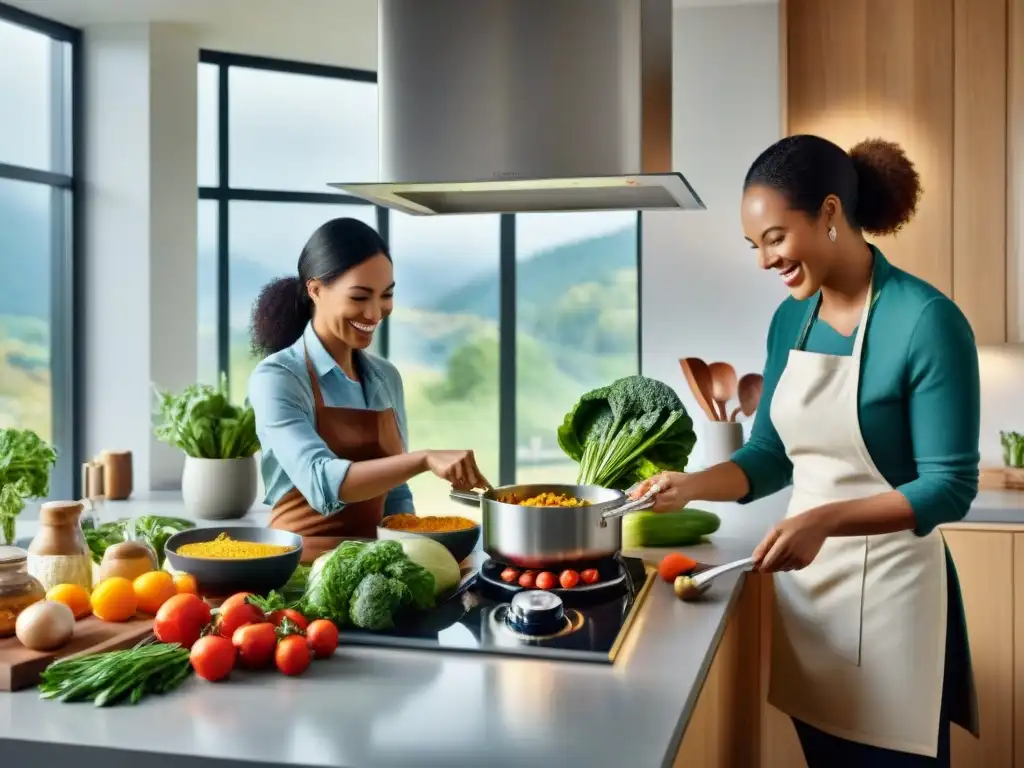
left=506, top=590, right=565, bottom=635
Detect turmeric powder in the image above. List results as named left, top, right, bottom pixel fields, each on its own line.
left=174, top=532, right=296, bottom=559
left=382, top=514, right=477, bottom=533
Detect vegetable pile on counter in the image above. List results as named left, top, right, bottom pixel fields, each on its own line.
left=301, top=538, right=460, bottom=631
left=0, top=428, right=58, bottom=545
left=153, top=374, right=260, bottom=459
left=557, top=375, right=697, bottom=491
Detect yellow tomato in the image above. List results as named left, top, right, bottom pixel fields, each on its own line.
left=90, top=577, right=138, bottom=622
left=46, top=583, right=92, bottom=620
left=132, top=571, right=177, bottom=615
left=172, top=572, right=198, bottom=595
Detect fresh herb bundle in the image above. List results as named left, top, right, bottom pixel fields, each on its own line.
left=39, top=640, right=192, bottom=707
left=0, top=428, right=58, bottom=544
left=153, top=373, right=260, bottom=459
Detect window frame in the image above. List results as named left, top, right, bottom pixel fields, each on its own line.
left=0, top=2, right=82, bottom=500
left=199, top=49, right=643, bottom=486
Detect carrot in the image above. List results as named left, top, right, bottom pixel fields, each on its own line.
left=658, top=552, right=698, bottom=583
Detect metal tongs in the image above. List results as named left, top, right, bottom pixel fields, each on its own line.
left=598, top=483, right=661, bottom=526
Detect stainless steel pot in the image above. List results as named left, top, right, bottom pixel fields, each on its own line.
left=449, top=483, right=656, bottom=569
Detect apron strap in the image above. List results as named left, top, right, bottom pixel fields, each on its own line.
left=302, top=342, right=327, bottom=411
left=793, top=277, right=881, bottom=353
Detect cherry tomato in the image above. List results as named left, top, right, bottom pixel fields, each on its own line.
left=580, top=568, right=600, bottom=585
left=517, top=570, right=537, bottom=589
left=218, top=602, right=265, bottom=639
left=232, top=622, right=277, bottom=669
left=268, top=608, right=309, bottom=631
left=190, top=634, right=235, bottom=681
left=559, top=569, right=580, bottom=589
left=306, top=619, right=340, bottom=659
left=219, top=592, right=255, bottom=613
left=500, top=567, right=520, bottom=584
left=154, top=593, right=213, bottom=649
left=535, top=571, right=557, bottom=590
left=275, top=634, right=312, bottom=676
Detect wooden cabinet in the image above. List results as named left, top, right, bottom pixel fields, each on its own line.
left=1015, top=534, right=1024, bottom=768
left=783, top=0, right=1013, bottom=344
left=942, top=529, right=1015, bottom=767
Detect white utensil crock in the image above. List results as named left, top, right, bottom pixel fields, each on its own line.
left=181, top=456, right=257, bottom=519
left=699, top=421, right=745, bottom=470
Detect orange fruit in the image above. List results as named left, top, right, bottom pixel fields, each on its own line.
left=46, top=583, right=92, bottom=620
left=133, top=571, right=177, bottom=615
left=90, top=577, right=138, bottom=622
left=173, top=572, right=198, bottom=595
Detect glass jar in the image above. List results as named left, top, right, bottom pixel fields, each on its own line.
left=27, top=500, right=93, bottom=592
left=0, top=546, right=46, bottom=638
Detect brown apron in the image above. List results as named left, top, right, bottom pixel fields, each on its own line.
left=268, top=350, right=405, bottom=564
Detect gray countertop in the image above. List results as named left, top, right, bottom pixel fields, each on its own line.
left=1, top=495, right=783, bottom=768
left=2, top=485, right=1021, bottom=768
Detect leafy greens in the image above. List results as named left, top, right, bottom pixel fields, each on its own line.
left=1001, top=430, right=1024, bottom=468
left=300, top=539, right=437, bottom=631
left=0, top=428, right=58, bottom=545
left=557, top=375, right=696, bottom=490
left=82, top=515, right=195, bottom=566
left=153, top=373, right=260, bottom=459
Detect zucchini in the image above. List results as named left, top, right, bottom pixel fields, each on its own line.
left=621, top=509, right=721, bottom=549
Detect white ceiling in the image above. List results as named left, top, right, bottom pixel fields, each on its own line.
left=9, top=0, right=772, bottom=27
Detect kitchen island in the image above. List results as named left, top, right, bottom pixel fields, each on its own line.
left=1, top=490, right=1022, bottom=768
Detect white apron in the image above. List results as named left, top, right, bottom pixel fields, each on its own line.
left=766, top=279, right=948, bottom=756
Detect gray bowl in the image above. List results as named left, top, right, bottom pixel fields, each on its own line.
left=376, top=523, right=481, bottom=565
left=164, top=526, right=302, bottom=598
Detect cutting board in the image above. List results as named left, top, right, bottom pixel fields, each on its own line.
left=0, top=615, right=154, bottom=691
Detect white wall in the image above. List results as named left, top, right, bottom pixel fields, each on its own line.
left=642, top=2, right=786, bottom=468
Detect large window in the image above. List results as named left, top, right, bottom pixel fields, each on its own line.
left=197, top=52, right=379, bottom=403
left=0, top=4, right=80, bottom=500
left=199, top=52, right=642, bottom=506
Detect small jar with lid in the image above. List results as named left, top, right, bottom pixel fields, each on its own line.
left=0, top=546, right=46, bottom=638
left=27, top=501, right=93, bottom=592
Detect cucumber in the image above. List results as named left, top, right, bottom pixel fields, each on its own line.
left=621, top=508, right=721, bottom=549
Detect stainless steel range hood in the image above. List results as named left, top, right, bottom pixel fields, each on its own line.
left=330, top=0, right=704, bottom=216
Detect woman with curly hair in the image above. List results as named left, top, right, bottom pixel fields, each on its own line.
left=247, top=217, right=490, bottom=562
left=634, top=136, right=979, bottom=765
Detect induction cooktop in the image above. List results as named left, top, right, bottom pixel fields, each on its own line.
left=337, top=555, right=656, bottom=664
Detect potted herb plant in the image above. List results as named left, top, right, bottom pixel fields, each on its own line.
left=0, top=428, right=58, bottom=545
left=153, top=375, right=261, bottom=519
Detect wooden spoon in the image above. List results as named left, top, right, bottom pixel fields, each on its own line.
left=679, top=358, right=719, bottom=421
left=707, top=362, right=738, bottom=422
left=729, top=373, right=764, bottom=421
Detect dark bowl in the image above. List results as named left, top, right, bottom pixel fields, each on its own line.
left=164, top=526, right=302, bottom=597
left=376, top=523, right=481, bottom=565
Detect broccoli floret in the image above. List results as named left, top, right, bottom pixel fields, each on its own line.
left=557, top=375, right=696, bottom=489
left=349, top=573, right=409, bottom=631
left=385, top=559, right=436, bottom=610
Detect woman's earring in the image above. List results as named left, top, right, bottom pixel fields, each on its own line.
left=828, top=225, right=837, bottom=243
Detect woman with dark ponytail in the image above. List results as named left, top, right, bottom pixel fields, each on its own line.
left=634, top=136, right=979, bottom=764
left=248, top=217, right=490, bottom=562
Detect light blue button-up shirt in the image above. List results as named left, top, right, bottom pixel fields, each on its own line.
left=248, top=323, right=415, bottom=517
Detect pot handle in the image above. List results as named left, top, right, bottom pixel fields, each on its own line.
left=598, top=483, right=660, bottom=526
left=449, top=489, right=484, bottom=508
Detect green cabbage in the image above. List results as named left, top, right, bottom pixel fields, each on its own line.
left=398, top=538, right=461, bottom=596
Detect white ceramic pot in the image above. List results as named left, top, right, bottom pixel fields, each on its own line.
left=181, top=456, right=257, bottom=520
left=699, top=421, right=745, bottom=470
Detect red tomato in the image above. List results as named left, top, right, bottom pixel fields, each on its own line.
left=268, top=608, right=309, bottom=631
left=535, top=571, right=557, bottom=590
left=154, top=593, right=213, bottom=649
left=275, top=634, right=312, bottom=676
left=559, top=569, right=580, bottom=589
left=306, top=619, right=339, bottom=659
left=517, top=570, right=536, bottom=589
left=580, top=568, right=600, bottom=585
left=190, top=634, right=235, bottom=681
left=218, top=602, right=264, bottom=639
left=219, top=592, right=255, bottom=613
left=231, top=622, right=277, bottom=669
left=500, top=568, right=520, bottom=584
left=658, top=552, right=698, bottom=583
